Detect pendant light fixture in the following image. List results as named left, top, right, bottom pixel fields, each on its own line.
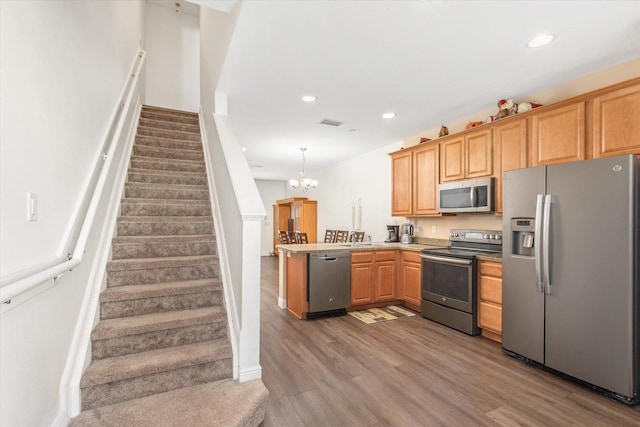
left=288, top=147, right=318, bottom=193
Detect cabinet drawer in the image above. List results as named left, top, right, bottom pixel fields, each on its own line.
left=479, top=302, right=502, bottom=333
left=479, top=261, right=502, bottom=278
left=479, top=276, right=502, bottom=304
left=402, top=251, right=421, bottom=263
left=375, top=251, right=397, bottom=262
left=351, top=251, right=374, bottom=263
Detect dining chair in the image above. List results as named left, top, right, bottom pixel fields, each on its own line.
left=287, top=231, right=297, bottom=244
left=324, top=229, right=337, bottom=243
left=335, top=230, right=350, bottom=243
left=350, top=231, right=365, bottom=242
left=278, top=230, right=291, bottom=244
left=295, top=232, right=308, bottom=244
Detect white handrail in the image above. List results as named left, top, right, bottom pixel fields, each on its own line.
left=0, top=50, right=146, bottom=305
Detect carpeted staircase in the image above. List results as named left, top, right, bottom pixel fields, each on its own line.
left=71, top=106, right=267, bottom=427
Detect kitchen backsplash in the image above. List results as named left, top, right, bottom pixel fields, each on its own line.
left=402, top=215, right=503, bottom=240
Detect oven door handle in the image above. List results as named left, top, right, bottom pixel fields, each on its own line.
left=420, top=254, right=473, bottom=266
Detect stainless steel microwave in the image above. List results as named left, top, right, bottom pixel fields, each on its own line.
left=438, top=177, right=495, bottom=213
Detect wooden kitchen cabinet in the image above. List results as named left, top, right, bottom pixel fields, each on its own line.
left=477, top=260, right=503, bottom=343
left=530, top=101, right=585, bottom=166
left=493, top=118, right=528, bottom=215
left=391, top=150, right=413, bottom=216
left=286, top=252, right=309, bottom=319
left=590, top=82, right=640, bottom=158
left=273, top=197, right=317, bottom=254
left=440, top=128, right=493, bottom=182
left=350, top=251, right=398, bottom=308
left=399, top=251, right=421, bottom=311
left=413, top=143, right=440, bottom=215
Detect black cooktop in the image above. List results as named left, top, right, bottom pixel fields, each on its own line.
left=421, top=246, right=499, bottom=260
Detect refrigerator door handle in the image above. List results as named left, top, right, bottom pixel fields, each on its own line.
left=469, top=186, right=476, bottom=207
left=534, top=194, right=544, bottom=293
left=543, top=194, right=553, bottom=294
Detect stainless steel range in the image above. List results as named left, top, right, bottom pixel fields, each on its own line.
left=420, top=229, right=502, bottom=335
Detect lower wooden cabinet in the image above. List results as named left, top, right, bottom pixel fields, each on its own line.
left=399, top=251, right=422, bottom=311
left=350, top=251, right=398, bottom=307
left=477, top=260, right=503, bottom=342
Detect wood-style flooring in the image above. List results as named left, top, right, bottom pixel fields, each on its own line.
left=259, top=256, right=640, bottom=426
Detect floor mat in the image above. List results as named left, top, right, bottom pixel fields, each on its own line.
left=348, top=305, right=416, bottom=324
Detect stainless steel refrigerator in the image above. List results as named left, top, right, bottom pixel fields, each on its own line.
left=502, top=154, right=639, bottom=404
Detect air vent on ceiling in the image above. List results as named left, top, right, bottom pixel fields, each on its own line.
left=320, top=119, right=343, bottom=127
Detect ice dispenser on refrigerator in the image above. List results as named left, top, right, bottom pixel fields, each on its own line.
left=510, top=218, right=535, bottom=257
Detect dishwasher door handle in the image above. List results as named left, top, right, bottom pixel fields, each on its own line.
left=317, top=256, right=337, bottom=261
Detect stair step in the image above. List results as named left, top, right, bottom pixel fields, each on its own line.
left=120, top=198, right=211, bottom=217
left=127, top=169, right=208, bottom=186
left=124, top=182, right=210, bottom=201
left=107, top=255, right=219, bottom=287
left=70, top=378, right=268, bottom=427
left=117, top=216, right=213, bottom=236
left=138, top=117, right=200, bottom=134
left=100, top=279, right=222, bottom=319
left=138, top=126, right=200, bottom=142
left=141, top=105, right=199, bottom=120
left=135, top=135, right=202, bottom=151
left=111, top=234, right=216, bottom=259
left=80, top=340, right=232, bottom=410
left=133, top=144, right=204, bottom=162
left=92, top=307, right=226, bottom=358
left=130, top=155, right=206, bottom=174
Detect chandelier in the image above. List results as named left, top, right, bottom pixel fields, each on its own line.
left=288, top=147, right=318, bottom=193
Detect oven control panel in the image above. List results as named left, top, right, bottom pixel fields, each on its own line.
left=449, top=229, right=502, bottom=244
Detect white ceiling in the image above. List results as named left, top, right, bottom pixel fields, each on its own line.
left=205, top=1, right=640, bottom=181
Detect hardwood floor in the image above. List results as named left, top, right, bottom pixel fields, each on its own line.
left=259, top=257, right=640, bottom=426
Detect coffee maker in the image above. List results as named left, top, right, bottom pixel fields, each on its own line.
left=386, top=225, right=400, bottom=242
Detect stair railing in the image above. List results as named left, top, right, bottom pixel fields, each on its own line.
left=0, top=50, right=147, bottom=307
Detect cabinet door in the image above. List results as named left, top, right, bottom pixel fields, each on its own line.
left=413, top=143, right=439, bottom=215
left=494, top=119, right=527, bottom=215
left=531, top=102, right=585, bottom=166
left=591, top=83, right=640, bottom=158
left=465, top=129, right=493, bottom=178
left=400, top=262, right=421, bottom=307
left=391, top=151, right=413, bottom=216
left=440, top=137, right=465, bottom=182
left=351, top=252, right=375, bottom=305
left=375, top=260, right=397, bottom=302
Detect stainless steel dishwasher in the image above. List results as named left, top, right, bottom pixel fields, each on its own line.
left=307, top=252, right=351, bottom=315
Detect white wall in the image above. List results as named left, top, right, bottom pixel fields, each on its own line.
left=255, top=180, right=286, bottom=255
left=145, top=2, right=200, bottom=112
left=0, top=1, right=145, bottom=426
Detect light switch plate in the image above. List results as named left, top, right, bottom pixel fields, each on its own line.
left=26, top=192, right=38, bottom=221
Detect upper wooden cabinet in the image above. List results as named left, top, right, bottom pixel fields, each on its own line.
left=530, top=101, right=585, bottom=166
left=493, top=118, right=528, bottom=215
left=591, top=83, right=640, bottom=158
left=440, top=128, right=493, bottom=182
left=390, top=143, right=440, bottom=217
left=391, top=151, right=413, bottom=216
left=413, top=143, right=440, bottom=215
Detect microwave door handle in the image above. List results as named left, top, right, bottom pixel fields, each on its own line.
left=469, top=186, right=476, bottom=207
left=534, top=194, right=544, bottom=293
left=543, top=194, right=552, bottom=295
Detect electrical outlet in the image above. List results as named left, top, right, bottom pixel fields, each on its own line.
left=431, top=225, right=437, bottom=234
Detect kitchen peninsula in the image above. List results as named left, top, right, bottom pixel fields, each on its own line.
left=276, top=240, right=503, bottom=320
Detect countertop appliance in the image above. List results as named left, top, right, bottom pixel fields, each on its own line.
left=386, top=225, right=400, bottom=242
left=307, top=252, right=351, bottom=316
left=502, top=154, right=639, bottom=405
left=438, top=177, right=495, bottom=213
left=420, top=229, right=502, bottom=335
left=400, top=222, right=414, bottom=244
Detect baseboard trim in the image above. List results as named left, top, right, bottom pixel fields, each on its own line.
left=278, top=297, right=286, bottom=309
left=239, top=366, right=263, bottom=383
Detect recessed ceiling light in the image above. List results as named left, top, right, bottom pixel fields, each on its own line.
left=242, top=147, right=247, bottom=152
left=382, top=112, right=396, bottom=119
left=302, top=95, right=317, bottom=102
left=527, top=34, right=555, bottom=48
